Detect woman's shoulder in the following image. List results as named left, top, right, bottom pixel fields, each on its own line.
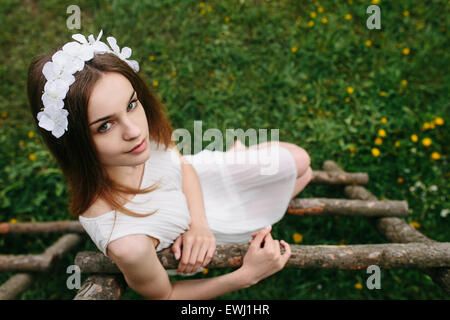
left=80, top=197, right=114, bottom=219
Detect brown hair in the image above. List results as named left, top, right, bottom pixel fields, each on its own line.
left=26, top=46, right=176, bottom=220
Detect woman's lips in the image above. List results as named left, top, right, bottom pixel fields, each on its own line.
left=128, top=138, right=146, bottom=153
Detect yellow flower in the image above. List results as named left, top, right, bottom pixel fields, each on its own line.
left=293, top=232, right=303, bottom=243
left=225, top=17, right=230, bottom=23
left=434, top=117, right=444, bottom=125
left=28, top=131, right=35, bottom=139
left=308, top=20, right=314, bottom=27
left=201, top=9, right=206, bottom=15
left=430, top=122, right=435, bottom=129
left=411, top=134, right=418, bottom=142
left=431, top=152, right=440, bottom=160
left=347, top=86, right=354, bottom=94
left=402, top=48, right=410, bottom=55
left=345, top=97, right=351, bottom=103
left=403, top=10, right=410, bottom=17
left=318, top=7, right=324, bottom=13
left=153, top=80, right=159, bottom=87
left=378, top=129, right=386, bottom=137
left=345, top=14, right=352, bottom=20
left=371, top=148, right=380, bottom=157
left=210, top=73, right=214, bottom=78
left=171, top=71, right=177, bottom=77
left=199, top=2, right=205, bottom=8
left=422, top=138, right=432, bottom=147
left=381, top=117, right=388, bottom=123
left=1, top=112, right=7, bottom=118
left=417, top=22, right=425, bottom=30
left=372, top=0, right=380, bottom=4
left=202, top=268, right=209, bottom=275
left=401, top=79, right=408, bottom=86
left=409, top=221, right=420, bottom=229
left=19, top=140, right=24, bottom=147
left=374, top=137, right=383, bottom=145
left=149, top=55, right=155, bottom=61
left=35, top=139, right=40, bottom=145
left=291, top=46, right=298, bottom=53
left=349, top=145, right=356, bottom=153
left=29, top=153, right=36, bottom=161
left=301, top=97, right=308, bottom=103
left=321, top=18, right=328, bottom=24
left=397, top=177, right=404, bottom=183
left=365, top=40, right=372, bottom=47
left=354, top=283, right=363, bottom=290
left=422, top=122, right=430, bottom=130
left=379, top=91, right=387, bottom=97
left=10, top=218, right=17, bottom=224
left=207, top=5, right=212, bottom=12
left=395, top=141, right=400, bottom=147
left=310, top=11, right=317, bottom=19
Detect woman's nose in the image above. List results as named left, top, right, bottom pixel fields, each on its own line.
left=122, top=119, right=142, bottom=139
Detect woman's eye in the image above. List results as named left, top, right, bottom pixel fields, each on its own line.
left=127, top=99, right=138, bottom=111
left=97, top=99, right=139, bottom=133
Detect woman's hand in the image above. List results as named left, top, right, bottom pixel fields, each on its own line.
left=239, top=225, right=291, bottom=286
left=172, top=223, right=216, bottom=274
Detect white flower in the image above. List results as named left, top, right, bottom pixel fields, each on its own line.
left=51, top=50, right=84, bottom=75
left=37, top=105, right=69, bottom=138
left=107, top=36, right=139, bottom=72
left=42, top=61, right=75, bottom=87
left=73, top=29, right=111, bottom=54
left=429, top=185, right=438, bottom=192
left=41, top=79, right=70, bottom=108
left=441, top=209, right=449, bottom=218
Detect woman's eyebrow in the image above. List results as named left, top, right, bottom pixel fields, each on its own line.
left=89, top=90, right=136, bottom=126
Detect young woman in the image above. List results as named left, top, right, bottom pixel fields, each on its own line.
left=26, top=30, right=313, bottom=300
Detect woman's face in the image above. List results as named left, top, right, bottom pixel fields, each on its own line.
left=87, top=72, right=150, bottom=168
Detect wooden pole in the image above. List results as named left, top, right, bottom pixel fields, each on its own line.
left=73, top=274, right=126, bottom=300
left=0, top=233, right=83, bottom=272
left=288, top=198, right=408, bottom=217
left=0, top=273, right=34, bottom=300
left=74, top=242, right=450, bottom=274
left=323, top=160, right=450, bottom=293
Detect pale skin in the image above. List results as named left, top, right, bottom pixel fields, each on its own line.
left=86, top=71, right=312, bottom=299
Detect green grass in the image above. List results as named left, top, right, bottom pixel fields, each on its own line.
left=0, top=0, right=448, bottom=299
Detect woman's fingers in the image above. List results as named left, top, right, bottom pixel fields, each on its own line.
left=178, top=238, right=193, bottom=274
left=191, top=242, right=209, bottom=274
left=280, top=240, right=291, bottom=263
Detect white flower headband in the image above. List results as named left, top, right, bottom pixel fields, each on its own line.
left=37, top=30, right=139, bottom=138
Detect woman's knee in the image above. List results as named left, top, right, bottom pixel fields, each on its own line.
left=282, top=143, right=311, bottom=177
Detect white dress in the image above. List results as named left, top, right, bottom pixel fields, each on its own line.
left=79, top=139, right=297, bottom=276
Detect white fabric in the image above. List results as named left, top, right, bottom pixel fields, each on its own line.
left=79, top=139, right=297, bottom=276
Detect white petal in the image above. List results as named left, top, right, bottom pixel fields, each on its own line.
left=121, top=47, right=132, bottom=59
left=38, top=113, right=55, bottom=131
left=93, top=41, right=111, bottom=53
left=107, top=36, right=119, bottom=53
left=52, top=124, right=65, bottom=138
left=63, top=42, right=82, bottom=57
left=96, top=29, right=103, bottom=41
left=79, top=45, right=94, bottom=60
left=42, top=62, right=56, bottom=81
left=88, top=34, right=95, bottom=44
left=127, top=60, right=139, bottom=72
left=72, top=34, right=88, bottom=44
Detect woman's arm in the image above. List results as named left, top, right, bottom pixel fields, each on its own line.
left=107, top=234, right=252, bottom=300
left=172, top=147, right=216, bottom=274
left=177, top=150, right=208, bottom=226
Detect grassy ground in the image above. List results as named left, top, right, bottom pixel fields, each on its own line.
left=0, top=0, right=448, bottom=299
